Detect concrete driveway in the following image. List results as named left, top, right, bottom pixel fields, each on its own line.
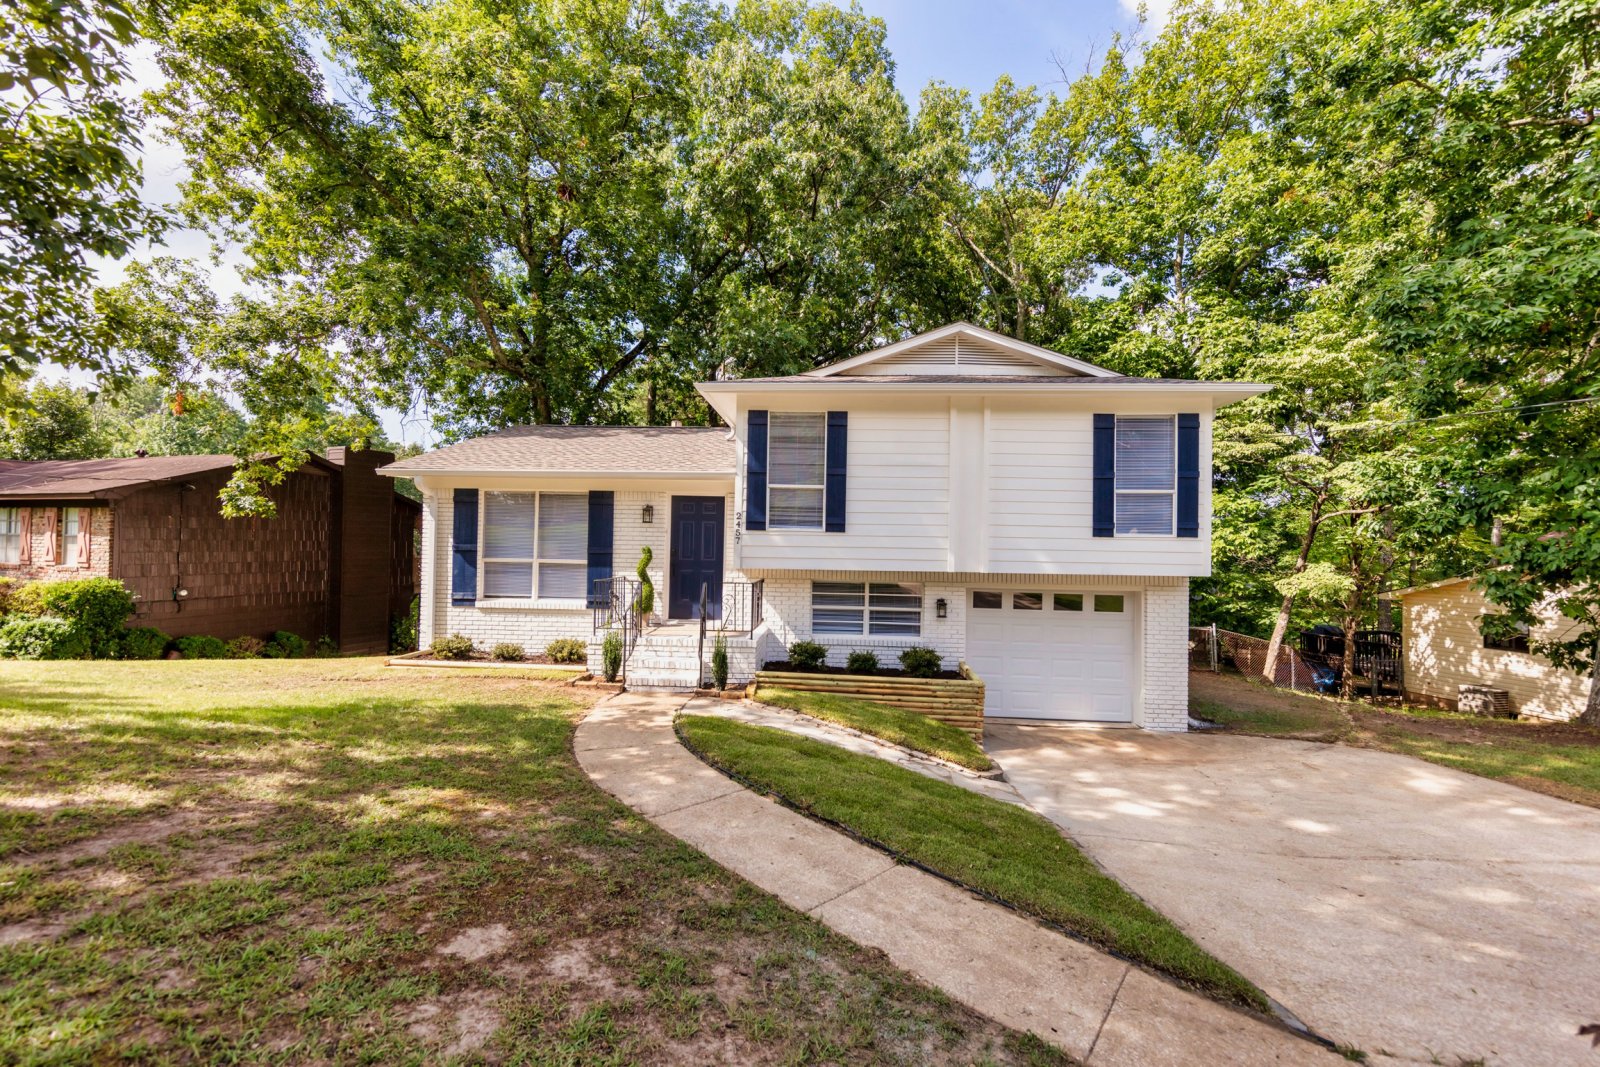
left=985, top=725, right=1600, bottom=1066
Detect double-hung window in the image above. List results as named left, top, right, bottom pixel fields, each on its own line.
left=62, top=508, right=81, bottom=567
left=811, top=582, right=922, bottom=636
left=480, top=491, right=588, bottom=600
left=0, top=509, right=19, bottom=563
left=768, top=412, right=826, bottom=530
left=1114, top=416, right=1176, bottom=535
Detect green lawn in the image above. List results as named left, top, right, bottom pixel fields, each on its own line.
left=753, top=687, right=995, bottom=771
left=0, top=659, right=1070, bottom=1066
left=676, top=715, right=1268, bottom=1013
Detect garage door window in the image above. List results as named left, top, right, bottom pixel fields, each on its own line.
left=1013, top=592, right=1043, bottom=610
left=1094, top=594, right=1125, bottom=612
left=812, top=582, right=923, bottom=635
left=972, top=591, right=1001, bottom=609
left=1053, top=593, right=1083, bottom=611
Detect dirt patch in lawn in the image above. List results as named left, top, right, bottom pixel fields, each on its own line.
left=1347, top=706, right=1600, bottom=748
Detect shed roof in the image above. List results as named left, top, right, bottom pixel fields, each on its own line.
left=380, top=425, right=736, bottom=478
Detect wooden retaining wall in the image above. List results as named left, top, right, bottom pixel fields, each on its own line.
left=753, top=663, right=986, bottom=739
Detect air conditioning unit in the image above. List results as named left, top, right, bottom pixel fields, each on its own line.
left=1458, top=685, right=1513, bottom=718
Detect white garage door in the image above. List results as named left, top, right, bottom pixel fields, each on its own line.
left=965, top=590, right=1136, bottom=722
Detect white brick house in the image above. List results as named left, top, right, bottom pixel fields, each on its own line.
left=384, top=322, right=1267, bottom=731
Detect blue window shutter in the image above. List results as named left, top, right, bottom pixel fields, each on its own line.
left=825, top=411, right=847, bottom=532
left=746, top=410, right=768, bottom=531
left=1177, top=413, right=1200, bottom=538
left=451, top=488, right=479, bottom=603
left=1092, top=415, right=1115, bottom=537
left=586, top=490, right=614, bottom=607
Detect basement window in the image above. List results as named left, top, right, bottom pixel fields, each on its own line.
left=812, top=581, right=922, bottom=636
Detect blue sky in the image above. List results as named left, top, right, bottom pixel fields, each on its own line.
left=78, top=0, right=1161, bottom=448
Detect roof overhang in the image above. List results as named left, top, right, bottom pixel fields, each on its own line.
left=1388, top=576, right=1475, bottom=598
left=378, top=466, right=733, bottom=481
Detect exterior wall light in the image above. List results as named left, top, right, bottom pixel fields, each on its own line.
left=935, top=598, right=947, bottom=619
left=642, top=504, right=654, bottom=524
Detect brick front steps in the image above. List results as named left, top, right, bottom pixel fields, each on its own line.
left=751, top=665, right=986, bottom=739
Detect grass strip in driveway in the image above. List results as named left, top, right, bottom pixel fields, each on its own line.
left=753, top=687, right=995, bottom=771
left=677, top=714, right=1269, bottom=1013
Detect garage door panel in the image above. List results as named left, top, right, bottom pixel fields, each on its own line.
left=967, top=590, right=1135, bottom=724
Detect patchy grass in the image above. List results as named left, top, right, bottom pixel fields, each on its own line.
left=676, top=714, right=1268, bottom=1013
left=1190, top=670, right=1600, bottom=808
left=0, top=658, right=1072, bottom=1065
left=753, top=687, right=994, bottom=771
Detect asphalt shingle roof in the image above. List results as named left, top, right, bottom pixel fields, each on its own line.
left=0, top=456, right=245, bottom=500
left=382, top=425, right=736, bottom=476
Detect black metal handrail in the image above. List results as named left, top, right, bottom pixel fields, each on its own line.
left=591, top=576, right=643, bottom=681
left=707, top=579, right=763, bottom=634
left=697, top=582, right=709, bottom=689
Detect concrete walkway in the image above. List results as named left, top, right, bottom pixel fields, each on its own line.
left=987, top=724, right=1600, bottom=1066
left=575, top=693, right=1340, bottom=1066
left=692, top=698, right=1029, bottom=807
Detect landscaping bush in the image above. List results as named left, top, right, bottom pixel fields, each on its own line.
left=712, top=634, right=729, bottom=690
left=313, top=635, right=338, bottom=657
left=0, top=577, right=24, bottom=617
left=14, top=578, right=135, bottom=657
left=226, top=635, right=266, bottom=658
left=176, top=635, right=228, bottom=659
left=390, top=595, right=419, bottom=653
left=431, top=634, right=475, bottom=660
left=898, top=646, right=942, bottom=678
left=788, top=640, right=827, bottom=671
left=601, top=631, right=622, bottom=681
left=117, top=627, right=171, bottom=660
left=545, top=636, right=586, bottom=664
left=264, top=631, right=307, bottom=659
left=845, top=650, right=880, bottom=674
left=0, top=616, right=89, bottom=660
left=492, top=642, right=526, bottom=662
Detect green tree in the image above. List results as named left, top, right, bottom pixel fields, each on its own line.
left=1, top=0, right=161, bottom=381
left=0, top=381, right=106, bottom=459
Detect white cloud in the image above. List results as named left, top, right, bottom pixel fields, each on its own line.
left=1117, top=0, right=1173, bottom=30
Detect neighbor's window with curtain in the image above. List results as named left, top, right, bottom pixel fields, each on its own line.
left=0, top=509, right=19, bottom=563
left=768, top=412, right=826, bottom=530
left=1114, top=416, right=1175, bottom=535
left=811, top=582, right=922, bottom=636
left=480, top=492, right=588, bottom=599
left=62, top=508, right=81, bottom=567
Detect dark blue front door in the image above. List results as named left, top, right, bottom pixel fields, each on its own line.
left=669, top=496, right=724, bottom=619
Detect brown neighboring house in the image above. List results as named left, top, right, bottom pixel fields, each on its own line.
left=0, top=448, right=419, bottom=653
left=1395, top=576, right=1593, bottom=721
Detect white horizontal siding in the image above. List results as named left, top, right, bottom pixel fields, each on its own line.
left=741, top=409, right=950, bottom=570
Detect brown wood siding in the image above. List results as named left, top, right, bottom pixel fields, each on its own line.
left=116, top=468, right=333, bottom=641
left=1401, top=582, right=1592, bottom=722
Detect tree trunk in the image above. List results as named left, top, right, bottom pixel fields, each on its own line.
left=1582, top=640, right=1600, bottom=727
left=1263, top=499, right=1325, bottom=681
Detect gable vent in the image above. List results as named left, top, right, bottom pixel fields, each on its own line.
left=840, top=330, right=1082, bottom=376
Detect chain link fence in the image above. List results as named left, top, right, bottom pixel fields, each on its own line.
left=1189, top=624, right=1326, bottom=692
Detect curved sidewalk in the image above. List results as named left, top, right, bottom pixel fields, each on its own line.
left=575, top=692, right=1341, bottom=1066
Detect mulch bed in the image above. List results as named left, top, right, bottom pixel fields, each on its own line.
left=760, top=661, right=966, bottom=680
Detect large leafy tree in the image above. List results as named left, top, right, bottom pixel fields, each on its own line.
left=136, top=0, right=951, bottom=439
left=1, top=0, right=161, bottom=382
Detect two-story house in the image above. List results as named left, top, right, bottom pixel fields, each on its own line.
left=383, top=322, right=1268, bottom=730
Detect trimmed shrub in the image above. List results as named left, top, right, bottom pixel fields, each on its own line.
left=117, top=627, right=171, bottom=660
left=15, top=578, right=135, bottom=657
left=845, top=650, right=880, bottom=674
left=633, top=547, right=655, bottom=618
left=602, top=631, right=623, bottom=682
left=263, top=631, right=307, bottom=659
left=313, top=635, right=338, bottom=657
left=176, top=635, right=228, bottom=660
left=545, top=636, right=586, bottom=664
left=712, top=634, right=729, bottom=690
left=0, top=616, right=89, bottom=660
left=788, top=640, right=827, bottom=671
left=0, top=577, right=24, bottom=617
left=430, top=634, right=475, bottom=660
left=492, top=642, right=525, bottom=662
left=225, top=635, right=266, bottom=659
left=898, top=646, right=942, bottom=678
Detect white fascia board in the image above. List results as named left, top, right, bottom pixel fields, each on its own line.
left=697, top=380, right=1272, bottom=406
left=809, top=321, right=1120, bottom=378
left=380, top=467, right=732, bottom=481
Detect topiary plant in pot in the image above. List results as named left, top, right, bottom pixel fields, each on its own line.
left=633, top=546, right=654, bottom=621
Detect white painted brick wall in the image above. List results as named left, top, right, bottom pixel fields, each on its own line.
left=759, top=576, right=967, bottom=673
left=1139, top=580, right=1190, bottom=731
